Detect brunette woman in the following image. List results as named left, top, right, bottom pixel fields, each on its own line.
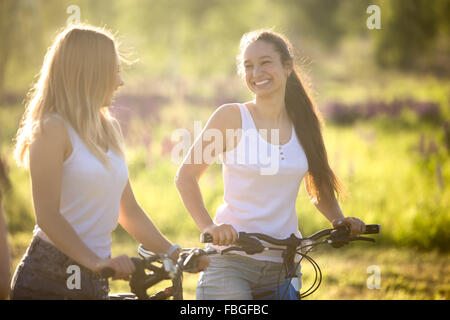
left=175, top=29, right=366, bottom=300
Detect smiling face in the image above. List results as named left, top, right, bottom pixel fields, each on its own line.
left=242, top=40, right=292, bottom=97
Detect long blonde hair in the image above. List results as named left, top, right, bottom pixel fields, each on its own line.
left=15, top=24, right=126, bottom=168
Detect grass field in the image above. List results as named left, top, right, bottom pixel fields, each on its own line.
left=8, top=232, right=449, bottom=300
left=1, top=74, right=449, bottom=300
left=107, top=238, right=450, bottom=300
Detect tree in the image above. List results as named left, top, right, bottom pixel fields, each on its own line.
left=0, top=1, right=20, bottom=99
left=374, top=0, right=449, bottom=72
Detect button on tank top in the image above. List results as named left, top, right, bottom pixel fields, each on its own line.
left=33, top=114, right=129, bottom=259
left=212, top=103, right=309, bottom=262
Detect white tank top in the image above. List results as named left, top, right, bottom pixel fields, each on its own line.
left=212, top=103, right=309, bottom=262
left=33, top=114, right=129, bottom=259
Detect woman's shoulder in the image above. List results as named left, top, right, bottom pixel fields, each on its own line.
left=40, top=114, right=69, bottom=136
left=209, top=103, right=242, bottom=131
left=31, top=114, right=71, bottom=153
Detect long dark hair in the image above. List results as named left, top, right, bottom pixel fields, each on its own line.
left=238, top=29, right=345, bottom=202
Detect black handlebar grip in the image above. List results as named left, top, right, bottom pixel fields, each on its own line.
left=200, top=233, right=213, bottom=243
left=363, top=224, right=381, bottom=234
left=100, top=267, right=115, bottom=278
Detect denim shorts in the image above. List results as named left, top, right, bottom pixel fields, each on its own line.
left=10, top=236, right=109, bottom=300
left=196, top=253, right=301, bottom=300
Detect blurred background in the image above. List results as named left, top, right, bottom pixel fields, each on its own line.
left=0, top=0, right=449, bottom=299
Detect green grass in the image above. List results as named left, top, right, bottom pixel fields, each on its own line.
left=300, top=246, right=449, bottom=300
left=105, top=238, right=449, bottom=300
left=8, top=232, right=449, bottom=300
left=2, top=74, right=449, bottom=299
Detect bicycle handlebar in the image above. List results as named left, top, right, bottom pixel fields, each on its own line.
left=302, top=224, right=380, bottom=242
left=200, top=224, right=381, bottom=249
left=362, top=224, right=381, bottom=234
left=100, top=224, right=380, bottom=300
left=100, top=248, right=213, bottom=300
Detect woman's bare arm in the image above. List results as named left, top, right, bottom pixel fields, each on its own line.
left=305, top=175, right=365, bottom=236
left=118, top=181, right=210, bottom=271
left=118, top=181, right=176, bottom=257
left=175, top=104, right=241, bottom=245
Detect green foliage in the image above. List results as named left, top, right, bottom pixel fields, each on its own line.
left=374, top=0, right=450, bottom=73
left=1, top=0, right=448, bottom=99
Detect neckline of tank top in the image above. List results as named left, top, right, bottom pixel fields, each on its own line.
left=240, top=103, right=294, bottom=148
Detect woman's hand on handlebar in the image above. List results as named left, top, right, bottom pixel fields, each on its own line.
left=332, top=217, right=366, bottom=237
left=95, top=255, right=136, bottom=280
left=196, top=255, right=210, bottom=272
left=183, top=249, right=211, bottom=273
left=202, top=223, right=238, bottom=246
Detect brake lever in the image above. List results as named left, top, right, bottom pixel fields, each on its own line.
left=220, top=243, right=266, bottom=255
left=236, top=236, right=266, bottom=254
left=182, top=249, right=206, bottom=273
left=328, top=233, right=376, bottom=248
left=221, top=246, right=246, bottom=255
left=350, top=236, right=376, bottom=243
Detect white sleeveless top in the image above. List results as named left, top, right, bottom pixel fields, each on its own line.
left=211, top=103, right=309, bottom=262
left=33, top=114, right=129, bottom=259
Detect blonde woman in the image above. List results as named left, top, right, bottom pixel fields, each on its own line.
left=10, top=24, right=208, bottom=300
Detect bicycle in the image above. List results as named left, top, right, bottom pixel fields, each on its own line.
left=101, top=246, right=215, bottom=300
left=200, top=224, right=381, bottom=299
left=102, top=224, right=380, bottom=300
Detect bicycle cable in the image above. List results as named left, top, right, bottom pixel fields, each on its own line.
left=274, top=242, right=320, bottom=300
left=279, top=241, right=325, bottom=300
left=298, top=252, right=322, bottom=299
left=298, top=241, right=326, bottom=299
